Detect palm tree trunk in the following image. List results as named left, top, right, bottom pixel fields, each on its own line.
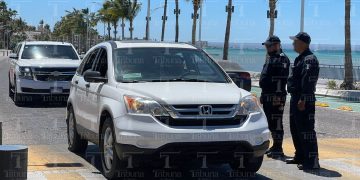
left=223, top=0, right=233, bottom=60
left=145, top=0, right=150, bottom=40
left=107, top=22, right=111, bottom=40
left=113, top=22, right=118, bottom=40
left=342, top=0, right=354, bottom=90
left=121, top=18, right=125, bottom=40
left=161, top=0, right=168, bottom=42
left=175, top=0, right=179, bottom=42
left=269, top=0, right=276, bottom=36
left=130, top=19, right=134, bottom=40
left=191, top=1, right=199, bottom=45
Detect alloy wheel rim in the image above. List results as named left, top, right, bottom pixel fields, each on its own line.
left=103, top=127, right=114, bottom=171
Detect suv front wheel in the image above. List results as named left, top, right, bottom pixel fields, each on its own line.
left=100, top=117, right=127, bottom=179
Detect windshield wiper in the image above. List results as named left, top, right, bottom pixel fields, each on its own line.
left=121, top=80, right=148, bottom=83
left=164, top=78, right=212, bottom=82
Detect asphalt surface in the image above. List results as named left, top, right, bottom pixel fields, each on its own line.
left=0, top=56, right=359, bottom=179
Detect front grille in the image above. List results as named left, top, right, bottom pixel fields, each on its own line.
left=155, top=115, right=248, bottom=126
left=32, top=67, right=77, bottom=82
left=21, top=88, right=70, bottom=94
left=171, top=104, right=236, bottom=117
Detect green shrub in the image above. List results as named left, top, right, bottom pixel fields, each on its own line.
left=327, top=80, right=337, bottom=90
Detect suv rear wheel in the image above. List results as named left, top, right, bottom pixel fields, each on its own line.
left=229, top=155, right=264, bottom=174
left=67, top=107, right=88, bottom=153
left=100, top=117, right=127, bottom=179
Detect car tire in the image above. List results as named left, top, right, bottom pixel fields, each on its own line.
left=100, top=117, right=127, bottom=179
left=67, top=107, right=88, bottom=153
left=8, top=77, right=14, bottom=98
left=13, top=79, right=25, bottom=106
left=229, top=155, right=264, bottom=173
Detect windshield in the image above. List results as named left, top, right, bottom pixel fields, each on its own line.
left=113, top=48, right=229, bottom=83
left=21, top=45, right=79, bottom=60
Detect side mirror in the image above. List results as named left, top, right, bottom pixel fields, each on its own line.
left=227, top=71, right=252, bottom=92
left=84, top=70, right=108, bottom=83
left=79, top=54, right=85, bottom=60
left=9, top=53, right=18, bottom=59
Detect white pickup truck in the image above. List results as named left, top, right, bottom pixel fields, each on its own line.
left=8, top=41, right=81, bottom=105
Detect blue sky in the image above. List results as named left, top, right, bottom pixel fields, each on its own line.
left=5, top=0, right=360, bottom=45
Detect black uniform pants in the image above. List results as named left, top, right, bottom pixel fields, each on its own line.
left=290, top=94, right=320, bottom=168
left=262, top=94, right=286, bottom=150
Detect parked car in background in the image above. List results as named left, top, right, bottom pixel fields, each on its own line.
left=66, top=41, right=270, bottom=179
left=217, top=60, right=252, bottom=92
left=8, top=41, right=81, bottom=105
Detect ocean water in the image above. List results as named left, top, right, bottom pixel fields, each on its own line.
left=205, top=48, right=360, bottom=72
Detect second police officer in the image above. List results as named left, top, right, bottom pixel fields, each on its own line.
left=260, top=35, right=290, bottom=159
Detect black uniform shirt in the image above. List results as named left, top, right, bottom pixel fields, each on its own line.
left=260, top=50, right=290, bottom=96
left=287, top=49, right=320, bottom=101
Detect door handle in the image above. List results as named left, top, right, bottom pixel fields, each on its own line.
left=85, top=83, right=90, bottom=88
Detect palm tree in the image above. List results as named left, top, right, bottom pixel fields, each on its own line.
left=268, top=0, right=277, bottom=36
left=223, top=0, right=233, bottom=60
left=175, top=0, right=180, bottom=42
left=98, top=1, right=113, bottom=40
left=161, top=0, right=168, bottom=41
left=187, top=0, right=201, bottom=45
left=126, top=0, right=141, bottom=40
left=341, top=0, right=354, bottom=90
left=145, top=0, right=150, bottom=40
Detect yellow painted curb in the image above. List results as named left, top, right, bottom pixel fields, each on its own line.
left=337, top=106, right=353, bottom=111
left=315, top=102, right=330, bottom=107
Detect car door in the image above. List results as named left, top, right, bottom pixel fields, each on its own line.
left=85, top=48, right=109, bottom=133
left=73, top=48, right=100, bottom=128
left=9, top=43, right=22, bottom=86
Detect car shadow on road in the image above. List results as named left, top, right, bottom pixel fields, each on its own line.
left=303, top=167, right=342, bottom=178
left=75, top=144, right=272, bottom=179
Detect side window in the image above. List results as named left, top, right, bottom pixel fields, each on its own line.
left=14, top=44, right=22, bottom=55
left=77, top=52, right=91, bottom=74
left=81, top=49, right=100, bottom=75
left=93, top=48, right=108, bottom=77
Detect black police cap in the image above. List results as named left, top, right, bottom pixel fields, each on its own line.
left=290, top=32, right=311, bottom=45
left=262, top=35, right=281, bottom=45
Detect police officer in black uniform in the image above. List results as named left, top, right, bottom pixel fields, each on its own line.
left=260, top=35, right=290, bottom=158
left=286, top=32, right=320, bottom=171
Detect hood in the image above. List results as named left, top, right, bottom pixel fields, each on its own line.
left=17, top=59, right=81, bottom=68
left=116, top=82, right=251, bottom=105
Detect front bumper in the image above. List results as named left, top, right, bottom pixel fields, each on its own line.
left=114, top=140, right=270, bottom=162
left=17, top=78, right=71, bottom=95
left=114, top=112, right=270, bottom=150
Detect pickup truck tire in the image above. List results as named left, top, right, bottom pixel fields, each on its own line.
left=8, top=77, right=14, bottom=98
left=12, top=79, right=25, bottom=106
left=100, top=118, right=127, bottom=179
left=229, top=155, right=264, bottom=173
left=67, top=107, right=88, bottom=153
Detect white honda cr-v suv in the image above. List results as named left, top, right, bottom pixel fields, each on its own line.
left=67, top=41, right=270, bottom=179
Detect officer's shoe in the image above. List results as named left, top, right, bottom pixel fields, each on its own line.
left=266, top=148, right=285, bottom=159
left=297, top=164, right=320, bottom=171
left=285, top=157, right=302, bottom=164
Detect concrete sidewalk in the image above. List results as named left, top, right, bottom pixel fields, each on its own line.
left=25, top=138, right=360, bottom=179
left=27, top=144, right=104, bottom=180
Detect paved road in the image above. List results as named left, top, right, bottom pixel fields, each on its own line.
left=0, top=57, right=359, bottom=179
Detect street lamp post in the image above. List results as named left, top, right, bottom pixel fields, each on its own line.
left=300, top=0, right=305, bottom=32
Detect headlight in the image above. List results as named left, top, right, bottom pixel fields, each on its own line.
left=18, top=67, right=33, bottom=80
left=124, top=95, right=169, bottom=116
left=237, top=95, right=262, bottom=115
